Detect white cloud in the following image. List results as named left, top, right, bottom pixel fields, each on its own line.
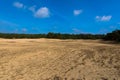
left=96, top=15, right=112, bottom=21
left=22, top=28, right=27, bottom=32
left=117, top=22, right=120, bottom=24
left=28, top=5, right=36, bottom=13
left=72, top=28, right=81, bottom=33
left=0, top=20, right=18, bottom=27
left=13, top=2, right=25, bottom=9
left=74, top=10, right=83, bottom=16
left=34, top=7, right=50, bottom=18
left=13, top=1, right=50, bottom=19
left=110, top=26, right=117, bottom=29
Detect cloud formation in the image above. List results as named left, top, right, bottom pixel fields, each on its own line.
left=96, top=15, right=112, bottom=21
left=0, top=20, right=18, bottom=27
left=72, top=28, right=81, bottom=33
left=28, top=5, right=36, bottom=13
left=34, top=7, right=50, bottom=18
left=22, top=28, right=27, bottom=33
left=74, top=10, right=82, bottom=16
left=13, top=1, right=50, bottom=18
left=13, top=2, right=25, bottom=9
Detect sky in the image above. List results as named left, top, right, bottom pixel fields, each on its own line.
left=0, top=0, right=120, bottom=34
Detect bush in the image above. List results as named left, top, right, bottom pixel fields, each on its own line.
left=103, top=30, right=120, bottom=42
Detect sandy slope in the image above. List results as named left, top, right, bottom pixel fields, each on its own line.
left=0, top=39, right=120, bottom=80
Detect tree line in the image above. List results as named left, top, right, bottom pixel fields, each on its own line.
left=0, top=33, right=104, bottom=39
left=0, top=30, right=120, bottom=42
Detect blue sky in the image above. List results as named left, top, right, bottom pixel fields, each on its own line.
left=0, top=0, right=120, bottom=34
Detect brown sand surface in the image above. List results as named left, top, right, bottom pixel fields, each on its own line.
left=0, top=39, right=120, bottom=80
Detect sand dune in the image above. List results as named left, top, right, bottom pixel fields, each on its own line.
left=0, top=39, right=120, bottom=80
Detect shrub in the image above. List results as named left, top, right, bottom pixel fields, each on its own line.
left=103, top=30, right=120, bottom=42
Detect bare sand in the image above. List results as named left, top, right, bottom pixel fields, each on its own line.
left=0, top=39, right=120, bottom=80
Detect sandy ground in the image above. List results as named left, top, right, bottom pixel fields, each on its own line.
left=0, top=39, right=120, bottom=80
